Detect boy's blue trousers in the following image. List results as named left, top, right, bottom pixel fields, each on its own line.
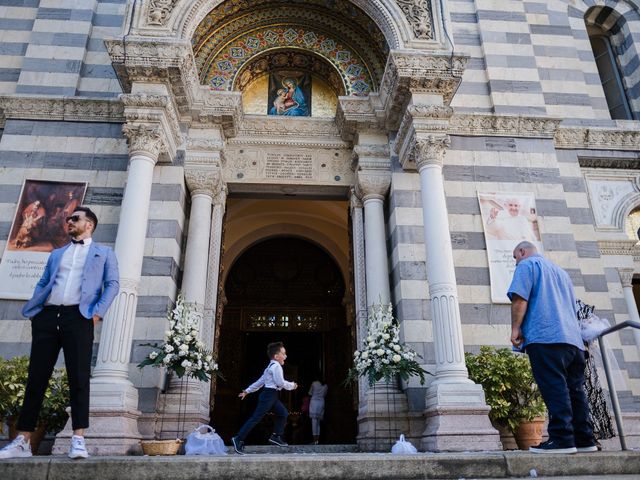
left=236, top=388, right=288, bottom=441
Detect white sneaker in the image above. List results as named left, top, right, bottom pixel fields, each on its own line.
left=68, top=436, right=89, bottom=459
left=0, top=435, right=33, bottom=459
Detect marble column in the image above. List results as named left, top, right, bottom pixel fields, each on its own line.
left=157, top=134, right=225, bottom=439
left=412, top=134, right=500, bottom=452
left=354, top=145, right=392, bottom=307
left=353, top=143, right=410, bottom=450
left=617, top=268, right=640, bottom=352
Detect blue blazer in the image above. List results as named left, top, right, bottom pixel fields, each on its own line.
left=22, top=241, right=120, bottom=320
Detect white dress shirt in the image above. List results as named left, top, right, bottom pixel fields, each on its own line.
left=46, top=238, right=92, bottom=306
left=245, top=360, right=296, bottom=393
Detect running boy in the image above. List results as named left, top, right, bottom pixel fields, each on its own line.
left=231, top=342, right=297, bottom=454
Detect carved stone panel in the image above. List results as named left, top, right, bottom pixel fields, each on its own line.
left=223, top=146, right=353, bottom=187
left=585, top=173, right=640, bottom=231
left=396, top=0, right=434, bottom=40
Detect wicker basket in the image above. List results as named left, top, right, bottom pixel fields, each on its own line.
left=140, top=439, right=183, bottom=456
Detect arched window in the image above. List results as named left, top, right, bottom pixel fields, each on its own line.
left=585, top=7, right=638, bottom=120
left=590, top=34, right=633, bottom=120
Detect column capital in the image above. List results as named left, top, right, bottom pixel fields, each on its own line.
left=184, top=168, right=224, bottom=199
left=355, top=168, right=391, bottom=201
left=412, top=134, right=451, bottom=170
left=618, top=267, right=635, bottom=287
left=122, top=123, right=165, bottom=160
left=120, top=92, right=181, bottom=162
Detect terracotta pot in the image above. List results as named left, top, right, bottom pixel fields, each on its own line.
left=9, top=417, right=47, bottom=455
left=494, top=423, right=518, bottom=450
left=514, top=417, right=545, bottom=450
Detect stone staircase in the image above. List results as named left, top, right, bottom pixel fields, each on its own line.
left=1, top=450, right=639, bottom=480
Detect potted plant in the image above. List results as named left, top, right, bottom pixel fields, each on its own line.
left=0, top=356, right=69, bottom=454
left=137, top=294, right=220, bottom=455
left=465, top=346, right=546, bottom=450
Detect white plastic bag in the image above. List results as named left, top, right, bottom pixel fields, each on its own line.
left=576, top=300, right=611, bottom=342
left=391, top=434, right=418, bottom=454
left=184, top=424, right=227, bottom=455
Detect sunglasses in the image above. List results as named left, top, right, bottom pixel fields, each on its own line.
left=66, top=215, right=82, bottom=223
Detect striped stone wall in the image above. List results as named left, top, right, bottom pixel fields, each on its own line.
left=0, top=118, right=187, bottom=412
left=0, top=0, right=125, bottom=97
left=388, top=134, right=640, bottom=412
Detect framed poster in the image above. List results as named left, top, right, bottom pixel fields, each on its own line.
left=0, top=179, right=87, bottom=299
left=478, top=192, right=543, bottom=304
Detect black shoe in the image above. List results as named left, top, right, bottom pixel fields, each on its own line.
left=529, top=439, right=577, bottom=454
left=231, top=436, right=245, bottom=455
left=268, top=434, right=288, bottom=447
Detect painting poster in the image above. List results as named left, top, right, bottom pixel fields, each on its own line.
left=478, top=192, right=543, bottom=304
left=0, top=179, right=87, bottom=299
left=267, top=72, right=312, bottom=116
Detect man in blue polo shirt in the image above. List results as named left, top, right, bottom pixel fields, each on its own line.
left=508, top=241, right=597, bottom=454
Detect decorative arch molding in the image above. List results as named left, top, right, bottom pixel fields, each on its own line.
left=203, top=26, right=375, bottom=95
left=572, top=0, right=640, bottom=17
left=169, top=0, right=413, bottom=49
left=222, top=224, right=350, bottom=291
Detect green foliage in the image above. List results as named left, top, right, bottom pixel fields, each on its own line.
left=0, top=356, right=69, bottom=434
left=465, top=346, right=546, bottom=434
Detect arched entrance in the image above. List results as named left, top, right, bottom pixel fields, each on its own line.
left=212, top=237, right=357, bottom=444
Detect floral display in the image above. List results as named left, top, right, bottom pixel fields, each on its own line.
left=138, top=294, right=219, bottom=382
left=348, top=304, right=430, bottom=386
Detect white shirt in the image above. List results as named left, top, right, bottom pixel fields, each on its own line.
left=46, top=238, right=92, bottom=306
left=245, top=360, right=296, bottom=393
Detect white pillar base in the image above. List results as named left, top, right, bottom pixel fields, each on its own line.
left=421, top=382, right=501, bottom=452
left=52, top=409, right=142, bottom=456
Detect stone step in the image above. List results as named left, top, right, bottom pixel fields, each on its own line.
left=243, top=444, right=359, bottom=454
left=1, top=451, right=639, bottom=480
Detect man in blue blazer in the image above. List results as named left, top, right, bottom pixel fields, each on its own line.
left=0, top=206, right=119, bottom=459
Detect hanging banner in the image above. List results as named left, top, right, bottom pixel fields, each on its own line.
left=478, top=192, right=544, bottom=304
left=0, top=179, right=87, bottom=300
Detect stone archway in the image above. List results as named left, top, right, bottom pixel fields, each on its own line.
left=212, top=236, right=356, bottom=444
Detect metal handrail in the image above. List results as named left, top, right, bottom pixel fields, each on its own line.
left=596, top=320, right=640, bottom=451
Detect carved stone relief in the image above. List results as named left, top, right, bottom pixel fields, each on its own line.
left=148, top=0, right=178, bottom=26
left=396, top=0, right=434, bottom=40
left=585, top=173, right=640, bottom=230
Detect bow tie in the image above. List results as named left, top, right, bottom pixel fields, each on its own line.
left=71, top=239, right=84, bottom=245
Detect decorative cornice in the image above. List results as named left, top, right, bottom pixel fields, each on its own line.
left=379, top=50, right=468, bottom=129
left=449, top=114, right=560, bottom=138
left=0, top=95, right=124, bottom=122
left=597, top=239, right=638, bottom=256
left=555, top=126, right=640, bottom=151
left=186, top=138, right=225, bottom=152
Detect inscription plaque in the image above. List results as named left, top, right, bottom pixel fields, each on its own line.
left=265, top=152, right=313, bottom=180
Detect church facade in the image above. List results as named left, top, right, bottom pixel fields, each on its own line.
left=0, top=0, right=639, bottom=453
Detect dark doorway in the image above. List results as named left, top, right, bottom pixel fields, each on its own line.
left=211, top=237, right=356, bottom=444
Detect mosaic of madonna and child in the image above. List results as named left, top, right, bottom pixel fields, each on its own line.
left=268, top=72, right=311, bottom=116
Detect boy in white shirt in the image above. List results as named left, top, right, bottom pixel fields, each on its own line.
left=231, top=342, right=298, bottom=454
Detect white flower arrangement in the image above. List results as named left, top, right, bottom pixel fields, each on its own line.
left=348, top=304, right=430, bottom=386
left=138, top=294, right=220, bottom=382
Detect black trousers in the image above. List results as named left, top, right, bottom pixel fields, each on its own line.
left=236, top=388, right=288, bottom=441
left=527, top=343, right=594, bottom=447
left=17, top=305, right=94, bottom=432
